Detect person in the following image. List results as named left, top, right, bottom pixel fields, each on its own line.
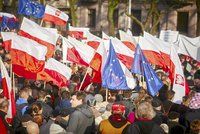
left=98, top=103, right=130, bottom=134
left=126, top=101, right=164, bottom=134
left=189, top=69, right=200, bottom=109
left=0, top=97, right=13, bottom=134
left=55, top=90, right=71, bottom=111
left=26, top=121, right=39, bottom=134
left=190, top=119, right=200, bottom=134
left=66, top=91, right=95, bottom=134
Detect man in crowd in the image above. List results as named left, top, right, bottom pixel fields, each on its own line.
left=66, top=91, right=95, bottom=134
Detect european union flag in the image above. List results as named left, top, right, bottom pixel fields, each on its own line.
left=18, top=0, right=45, bottom=18
left=1, top=16, right=18, bottom=31
left=102, top=40, right=129, bottom=90
left=131, top=44, right=163, bottom=96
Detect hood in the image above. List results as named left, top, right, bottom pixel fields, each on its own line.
left=108, top=114, right=128, bottom=128
left=16, top=98, right=28, bottom=105
left=76, top=104, right=93, bottom=118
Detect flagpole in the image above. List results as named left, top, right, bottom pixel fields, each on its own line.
left=106, top=89, right=108, bottom=102
left=78, top=67, right=90, bottom=91
left=40, top=19, right=44, bottom=26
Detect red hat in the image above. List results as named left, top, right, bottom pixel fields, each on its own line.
left=112, top=103, right=125, bottom=113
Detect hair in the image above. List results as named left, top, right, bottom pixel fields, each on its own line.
left=136, top=101, right=156, bottom=120
left=19, top=87, right=30, bottom=98
left=33, top=114, right=43, bottom=127
left=0, top=98, right=9, bottom=110
left=31, top=103, right=42, bottom=116
left=26, top=121, right=39, bottom=134
left=72, top=91, right=86, bottom=102
left=190, top=120, right=200, bottom=134
left=38, top=90, right=46, bottom=100
left=61, top=91, right=70, bottom=99
left=166, top=90, right=175, bottom=100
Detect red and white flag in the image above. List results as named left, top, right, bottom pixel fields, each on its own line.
left=62, top=36, right=90, bottom=66
left=68, top=26, right=89, bottom=40
left=43, top=5, right=69, bottom=26
left=119, top=30, right=136, bottom=51
left=37, top=58, right=72, bottom=87
left=144, top=32, right=188, bottom=103
left=1, top=32, right=47, bottom=79
left=0, top=59, right=16, bottom=123
left=110, top=37, right=134, bottom=69
left=1, top=32, right=15, bottom=51
left=19, top=18, right=58, bottom=58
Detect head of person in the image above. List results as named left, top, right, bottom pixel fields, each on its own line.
left=136, top=101, right=156, bottom=120
left=26, top=121, right=39, bottom=134
left=19, top=87, right=30, bottom=100
left=38, top=90, right=47, bottom=102
left=31, top=103, right=43, bottom=116
left=152, top=98, right=162, bottom=111
left=111, top=103, right=125, bottom=115
left=61, top=91, right=70, bottom=100
left=193, top=70, right=200, bottom=91
left=190, top=119, right=200, bottom=134
left=32, top=114, right=43, bottom=127
left=70, top=91, right=86, bottom=108
left=168, top=111, right=180, bottom=122
left=0, top=97, right=9, bottom=113
left=166, top=90, right=175, bottom=101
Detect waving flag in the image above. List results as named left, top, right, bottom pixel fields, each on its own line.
left=0, top=12, right=17, bottom=20
left=1, top=16, right=18, bottom=31
left=102, top=41, right=135, bottom=90
left=0, top=59, right=16, bottom=123
left=1, top=32, right=47, bottom=79
left=18, top=0, right=45, bottom=18
left=37, top=58, right=72, bottom=87
left=43, top=5, right=69, bottom=26
left=131, top=44, right=163, bottom=96
left=19, top=18, right=58, bottom=58
left=68, top=26, right=89, bottom=40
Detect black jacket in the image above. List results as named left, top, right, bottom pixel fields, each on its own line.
left=126, top=120, right=165, bottom=134
left=66, top=104, right=95, bottom=134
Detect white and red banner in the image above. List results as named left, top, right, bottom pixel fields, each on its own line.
left=43, top=5, right=69, bottom=26
left=19, top=18, right=58, bottom=58
left=0, top=59, right=16, bottom=123
left=68, top=26, right=89, bottom=40
left=1, top=32, right=47, bottom=79
left=37, top=58, right=72, bottom=87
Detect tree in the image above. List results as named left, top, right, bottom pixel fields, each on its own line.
left=196, top=0, right=200, bottom=36
left=40, top=0, right=46, bottom=5
left=107, top=0, right=119, bottom=36
left=69, top=0, right=78, bottom=26
left=126, top=0, right=192, bottom=35
left=0, top=0, right=3, bottom=11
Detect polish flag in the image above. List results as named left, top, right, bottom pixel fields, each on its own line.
left=119, top=30, right=136, bottom=51
left=139, top=32, right=168, bottom=70
left=110, top=37, right=134, bottom=69
left=37, top=58, right=72, bottom=87
left=1, top=32, right=15, bottom=51
left=0, top=59, right=16, bottom=123
left=2, top=32, right=47, bottom=79
left=144, top=32, right=187, bottom=103
left=67, top=36, right=95, bottom=64
left=68, top=25, right=89, bottom=40
left=43, top=5, right=69, bottom=26
left=84, top=31, right=101, bottom=50
left=0, top=12, right=17, bottom=20
left=19, top=18, right=58, bottom=58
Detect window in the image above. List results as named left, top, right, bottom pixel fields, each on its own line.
left=113, top=9, right=119, bottom=28
left=177, top=12, right=189, bottom=34
left=88, top=9, right=96, bottom=28
left=131, top=10, right=142, bottom=36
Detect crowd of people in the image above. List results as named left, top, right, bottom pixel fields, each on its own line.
left=0, top=35, right=200, bottom=134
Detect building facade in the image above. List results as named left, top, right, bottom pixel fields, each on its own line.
left=5, top=0, right=197, bottom=37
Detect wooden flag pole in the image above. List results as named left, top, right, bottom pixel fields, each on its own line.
left=78, top=67, right=90, bottom=91
left=105, top=89, right=108, bottom=102
left=40, top=19, right=44, bottom=26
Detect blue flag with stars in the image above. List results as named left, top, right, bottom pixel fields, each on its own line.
left=18, top=0, right=45, bottom=18
left=102, top=40, right=129, bottom=90
left=131, top=44, right=163, bottom=96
